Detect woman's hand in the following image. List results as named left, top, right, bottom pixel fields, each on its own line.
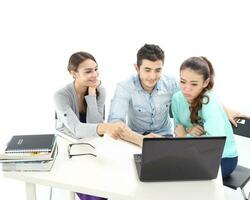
left=174, top=124, right=187, bottom=137
left=186, top=125, right=204, bottom=136
left=97, top=122, right=126, bottom=139
left=88, top=80, right=101, bottom=95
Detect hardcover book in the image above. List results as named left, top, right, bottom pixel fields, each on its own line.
left=5, top=134, right=56, bottom=153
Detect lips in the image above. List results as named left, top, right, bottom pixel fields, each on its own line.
left=183, top=93, right=192, bottom=98
left=89, top=80, right=97, bottom=84
left=147, top=80, right=156, bottom=85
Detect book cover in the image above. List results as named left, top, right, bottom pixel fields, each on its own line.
left=5, top=134, right=56, bottom=153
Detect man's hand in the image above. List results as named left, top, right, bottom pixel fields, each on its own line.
left=106, top=122, right=127, bottom=139
left=97, top=122, right=126, bottom=140
left=224, top=107, right=250, bottom=127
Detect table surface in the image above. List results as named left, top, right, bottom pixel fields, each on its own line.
left=3, top=135, right=225, bottom=200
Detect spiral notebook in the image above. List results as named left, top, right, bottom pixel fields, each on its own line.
left=5, top=134, right=56, bottom=153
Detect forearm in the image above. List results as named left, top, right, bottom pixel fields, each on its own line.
left=86, top=95, right=104, bottom=122
left=119, top=130, right=144, bottom=147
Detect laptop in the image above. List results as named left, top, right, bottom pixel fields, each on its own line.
left=134, top=136, right=226, bottom=182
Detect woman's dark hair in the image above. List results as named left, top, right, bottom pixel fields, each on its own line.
left=137, top=44, right=165, bottom=67
left=180, top=56, right=215, bottom=124
left=67, top=51, right=97, bottom=72
left=68, top=52, right=99, bottom=113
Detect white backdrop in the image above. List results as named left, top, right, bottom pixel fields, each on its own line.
left=0, top=0, right=249, bottom=140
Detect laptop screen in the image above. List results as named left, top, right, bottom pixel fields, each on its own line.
left=137, top=136, right=226, bottom=181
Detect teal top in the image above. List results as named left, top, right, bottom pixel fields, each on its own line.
left=171, top=90, right=238, bottom=158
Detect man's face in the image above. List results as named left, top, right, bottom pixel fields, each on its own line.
left=135, top=59, right=163, bottom=93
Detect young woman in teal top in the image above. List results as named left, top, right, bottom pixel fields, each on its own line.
left=171, top=56, right=238, bottom=178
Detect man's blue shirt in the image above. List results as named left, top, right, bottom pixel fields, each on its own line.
left=108, top=74, right=178, bottom=135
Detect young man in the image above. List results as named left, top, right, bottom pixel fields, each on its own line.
left=108, top=44, right=246, bottom=146
left=108, top=44, right=177, bottom=146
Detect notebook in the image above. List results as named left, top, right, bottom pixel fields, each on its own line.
left=2, top=145, right=58, bottom=171
left=0, top=143, right=57, bottom=162
left=232, top=118, right=250, bottom=137
left=5, top=134, right=56, bottom=153
left=134, top=136, right=226, bottom=182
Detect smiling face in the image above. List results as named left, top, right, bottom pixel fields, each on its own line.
left=180, top=68, right=210, bottom=103
left=135, top=59, right=163, bottom=93
left=72, top=59, right=99, bottom=87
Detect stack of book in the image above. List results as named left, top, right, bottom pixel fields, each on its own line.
left=0, top=134, right=57, bottom=171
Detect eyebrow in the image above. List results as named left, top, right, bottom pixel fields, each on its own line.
left=180, top=78, right=198, bottom=83
left=144, top=67, right=162, bottom=70
left=83, top=66, right=98, bottom=71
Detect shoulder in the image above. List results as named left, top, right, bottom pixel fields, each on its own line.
left=117, top=75, right=137, bottom=91
left=159, top=75, right=178, bottom=91
left=202, top=90, right=223, bottom=112
left=172, top=90, right=182, bottom=98
left=161, top=75, right=177, bottom=84
left=203, top=91, right=219, bottom=104
left=172, top=90, right=185, bottom=103
left=54, top=83, right=74, bottom=101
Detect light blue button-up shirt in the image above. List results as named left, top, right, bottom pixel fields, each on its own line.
left=108, top=74, right=178, bottom=135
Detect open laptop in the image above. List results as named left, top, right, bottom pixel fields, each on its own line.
left=134, top=136, right=226, bottom=182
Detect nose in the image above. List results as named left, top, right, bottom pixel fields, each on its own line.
left=92, top=70, right=99, bottom=78
left=182, top=85, right=191, bottom=92
left=149, top=71, right=157, bottom=80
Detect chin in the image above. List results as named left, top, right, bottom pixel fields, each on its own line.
left=147, top=82, right=156, bottom=87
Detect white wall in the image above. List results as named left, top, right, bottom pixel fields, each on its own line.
left=1, top=0, right=250, bottom=140
left=0, top=0, right=249, bottom=141
left=0, top=1, right=250, bottom=199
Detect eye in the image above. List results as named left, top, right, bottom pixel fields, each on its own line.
left=191, top=84, right=198, bottom=86
left=156, top=69, right=162, bottom=73
left=180, top=80, right=186, bottom=84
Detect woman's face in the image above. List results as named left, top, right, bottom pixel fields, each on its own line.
left=180, top=68, right=209, bottom=103
left=73, top=59, right=99, bottom=87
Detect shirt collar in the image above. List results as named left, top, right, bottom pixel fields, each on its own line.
left=134, top=74, right=163, bottom=92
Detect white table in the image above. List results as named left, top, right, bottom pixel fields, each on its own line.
left=3, top=135, right=225, bottom=200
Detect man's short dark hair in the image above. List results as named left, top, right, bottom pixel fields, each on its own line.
left=137, top=44, right=165, bottom=66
